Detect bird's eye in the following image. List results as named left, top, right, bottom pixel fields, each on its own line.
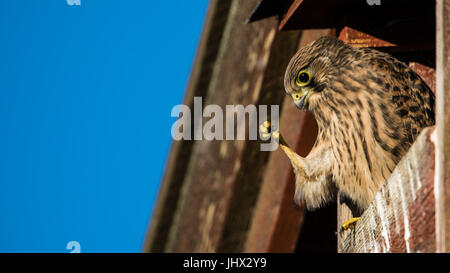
left=296, top=70, right=311, bottom=86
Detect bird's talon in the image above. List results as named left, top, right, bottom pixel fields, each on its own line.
left=259, top=120, right=279, bottom=141
left=340, top=217, right=360, bottom=234
left=272, top=131, right=280, bottom=140
left=259, top=123, right=269, bottom=134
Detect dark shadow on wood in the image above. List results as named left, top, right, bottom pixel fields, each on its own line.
left=295, top=202, right=337, bottom=253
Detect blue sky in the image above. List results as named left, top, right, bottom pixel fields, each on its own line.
left=0, top=0, right=208, bottom=252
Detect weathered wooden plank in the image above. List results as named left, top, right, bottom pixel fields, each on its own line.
left=143, top=0, right=233, bottom=253
left=338, top=26, right=395, bottom=48
left=217, top=29, right=301, bottom=253
left=435, top=0, right=450, bottom=253
left=339, top=127, right=436, bottom=253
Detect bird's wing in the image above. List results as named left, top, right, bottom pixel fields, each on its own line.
left=368, top=54, right=435, bottom=144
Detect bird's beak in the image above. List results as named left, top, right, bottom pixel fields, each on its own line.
left=292, top=90, right=309, bottom=110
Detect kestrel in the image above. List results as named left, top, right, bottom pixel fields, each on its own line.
left=261, top=36, right=435, bottom=229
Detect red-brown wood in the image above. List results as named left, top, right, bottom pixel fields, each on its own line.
left=338, top=26, right=395, bottom=48
left=278, top=0, right=304, bottom=31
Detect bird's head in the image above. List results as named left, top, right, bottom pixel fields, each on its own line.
left=284, top=36, right=348, bottom=111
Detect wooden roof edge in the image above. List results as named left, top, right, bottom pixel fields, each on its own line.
left=142, top=0, right=233, bottom=252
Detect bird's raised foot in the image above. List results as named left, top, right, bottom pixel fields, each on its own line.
left=340, top=217, right=360, bottom=234
left=259, top=121, right=280, bottom=141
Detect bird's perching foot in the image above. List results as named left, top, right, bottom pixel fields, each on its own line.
left=340, top=217, right=360, bottom=234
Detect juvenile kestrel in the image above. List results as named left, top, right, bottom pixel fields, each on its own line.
left=262, top=36, right=435, bottom=229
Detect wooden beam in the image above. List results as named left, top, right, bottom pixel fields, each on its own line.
left=338, top=26, right=395, bottom=48
left=435, top=0, right=450, bottom=253
left=217, top=29, right=302, bottom=253
left=339, top=127, right=436, bottom=253
left=278, top=0, right=304, bottom=31
left=143, top=0, right=233, bottom=252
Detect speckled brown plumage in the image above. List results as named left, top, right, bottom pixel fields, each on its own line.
left=279, top=36, right=435, bottom=212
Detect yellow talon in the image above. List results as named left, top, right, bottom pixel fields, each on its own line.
left=272, top=131, right=280, bottom=139
left=260, top=121, right=277, bottom=140
left=259, top=120, right=288, bottom=148
left=340, top=217, right=360, bottom=233
left=260, top=125, right=268, bottom=134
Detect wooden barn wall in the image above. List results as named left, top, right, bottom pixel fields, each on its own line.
left=146, top=0, right=450, bottom=253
